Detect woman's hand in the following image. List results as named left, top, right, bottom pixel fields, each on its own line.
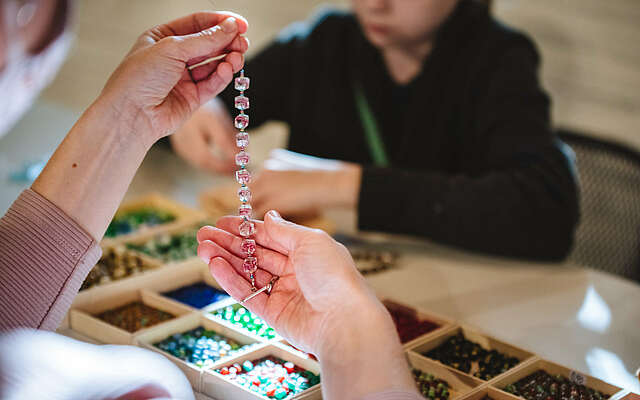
left=98, top=11, right=249, bottom=147
left=250, top=163, right=362, bottom=219
left=197, top=211, right=418, bottom=400
left=33, top=11, right=249, bottom=240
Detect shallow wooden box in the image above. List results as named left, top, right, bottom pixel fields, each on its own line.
left=70, top=288, right=192, bottom=345
left=381, top=298, right=455, bottom=349
left=489, top=358, right=624, bottom=399
left=121, top=220, right=211, bottom=269
left=204, top=301, right=282, bottom=343
left=102, top=193, right=205, bottom=246
left=201, top=343, right=322, bottom=400
left=407, top=351, right=484, bottom=399
left=458, top=386, right=525, bottom=400
left=144, top=262, right=231, bottom=311
left=78, top=243, right=164, bottom=292
left=409, top=325, right=536, bottom=383
left=136, top=313, right=265, bottom=392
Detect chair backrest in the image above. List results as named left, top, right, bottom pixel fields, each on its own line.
left=558, top=130, right=640, bottom=282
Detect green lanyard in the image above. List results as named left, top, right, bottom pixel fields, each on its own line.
left=353, top=83, right=391, bottom=167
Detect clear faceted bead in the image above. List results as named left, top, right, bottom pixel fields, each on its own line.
left=235, top=151, right=250, bottom=167
left=235, top=114, right=249, bottom=130
left=238, top=186, right=251, bottom=202
left=241, top=239, right=256, bottom=256
left=236, top=132, right=249, bottom=148
left=235, top=95, right=250, bottom=110
left=239, top=220, right=256, bottom=237
left=235, top=169, right=251, bottom=185
left=235, top=76, right=250, bottom=91
left=239, top=203, right=252, bottom=217
left=242, top=256, right=258, bottom=274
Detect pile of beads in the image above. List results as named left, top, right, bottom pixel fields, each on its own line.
left=350, top=248, right=398, bottom=275
left=232, top=70, right=259, bottom=289
left=383, top=301, right=440, bottom=344
left=211, top=304, right=277, bottom=340
left=163, top=282, right=229, bottom=309
left=216, top=356, right=320, bottom=399
left=504, top=370, right=609, bottom=400
left=105, top=208, right=175, bottom=237
left=80, top=246, right=156, bottom=290
left=96, top=301, right=174, bottom=332
left=411, top=369, right=451, bottom=400
left=126, top=226, right=200, bottom=263
left=424, top=332, right=520, bottom=380
left=154, top=327, right=257, bottom=368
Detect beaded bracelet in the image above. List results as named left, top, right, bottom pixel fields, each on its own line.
left=232, top=70, right=260, bottom=291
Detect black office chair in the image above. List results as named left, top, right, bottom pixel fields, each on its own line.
left=558, top=129, right=640, bottom=282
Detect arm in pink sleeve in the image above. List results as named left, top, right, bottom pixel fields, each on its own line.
left=0, top=189, right=101, bottom=331
left=359, top=391, right=423, bottom=400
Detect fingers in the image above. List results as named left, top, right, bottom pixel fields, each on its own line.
left=155, top=11, right=248, bottom=37
left=198, top=239, right=274, bottom=288
left=158, top=16, right=242, bottom=63
left=197, top=226, right=290, bottom=276
left=208, top=257, right=267, bottom=312
left=188, top=36, right=248, bottom=82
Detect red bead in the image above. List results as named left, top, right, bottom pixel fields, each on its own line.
left=220, top=367, right=229, bottom=375
left=241, top=239, right=256, bottom=256
left=243, top=257, right=258, bottom=274
left=235, top=114, right=249, bottom=130
left=238, top=186, right=251, bottom=202
left=239, top=204, right=252, bottom=218
left=235, top=151, right=250, bottom=167
left=284, top=361, right=295, bottom=373
left=235, top=76, right=250, bottom=91
left=235, top=95, right=250, bottom=110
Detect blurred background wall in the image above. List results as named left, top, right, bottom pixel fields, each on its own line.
left=42, top=0, right=640, bottom=150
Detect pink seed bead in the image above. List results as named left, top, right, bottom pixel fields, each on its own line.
left=235, top=151, right=250, bottom=167
left=235, top=95, right=250, bottom=110
left=242, top=256, right=258, bottom=274
left=236, top=169, right=251, bottom=185
left=241, top=239, right=256, bottom=256
left=236, top=131, right=249, bottom=148
left=238, top=186, right=251, bottom=202
left=239, top=203, right=252, bottom=217
left=235, top=76, right=250, bottom=91
left=235, top=114, right=249, bottom=130
left=239, top=220, right=256, bottom=237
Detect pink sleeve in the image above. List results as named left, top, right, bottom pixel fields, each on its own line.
left=0, top=189, right=101, bottom=331
left=360, top=391, right=423, bottom=400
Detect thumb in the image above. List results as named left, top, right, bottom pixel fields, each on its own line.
left=161, top=17, right=240, bottom=62
left=263, top=210, right=322, bottom=255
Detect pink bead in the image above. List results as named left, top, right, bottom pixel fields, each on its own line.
left=235, top=76, right=250, bottom=91
left=241, top=239, right=256, bottom=256
left=235, top=169, right=251, bottom=185
left=235, top=151, right=250, bottom=167
left=236, top=131, right=249, bottom=148
left=239, top=220, right=256, bottom=237
left=235, top=95, right=250, bottom=110
left=239, top=203, right=252, bottom=217
left=235, top=114, right=249, bottom=130
left=242, top=256, right=258, bottom=274
left=238, top=186, right=251, bottom=202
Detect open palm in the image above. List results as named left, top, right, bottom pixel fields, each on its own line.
left=197, top=212, right=376, bottom=355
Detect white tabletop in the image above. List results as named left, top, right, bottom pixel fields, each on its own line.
left=2, top=100, right=639, bottom=394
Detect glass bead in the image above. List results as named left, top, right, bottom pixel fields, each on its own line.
left=235, top=114, right=249, bottom=130
left=235, top=95, right=250, bottom=110
left=238, top=186, right=252, bottom=202
left=239, top=220, right=256, bottom=237
left=236, top=131, right=249, bottom=148
left=241, top=239, right=256, bottom=256
left=235, top=169, right=251, bottom=185
left=235, top=151, right=250, bottom=167
left=242, top=256, right=258, bottom=274
left=235, top=76, right=250, bottom=91
left=239, top=203, right=252, bottom=218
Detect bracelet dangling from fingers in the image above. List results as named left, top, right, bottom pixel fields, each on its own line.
left=233, top=70, right=260, bottom=291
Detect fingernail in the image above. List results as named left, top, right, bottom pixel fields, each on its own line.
left=268, top=210, right=281, bottom=220
left=220, top=17, right=237, bottom=33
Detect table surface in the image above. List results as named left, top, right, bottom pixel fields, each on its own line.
left=2, top=101, right=639, bottom=394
